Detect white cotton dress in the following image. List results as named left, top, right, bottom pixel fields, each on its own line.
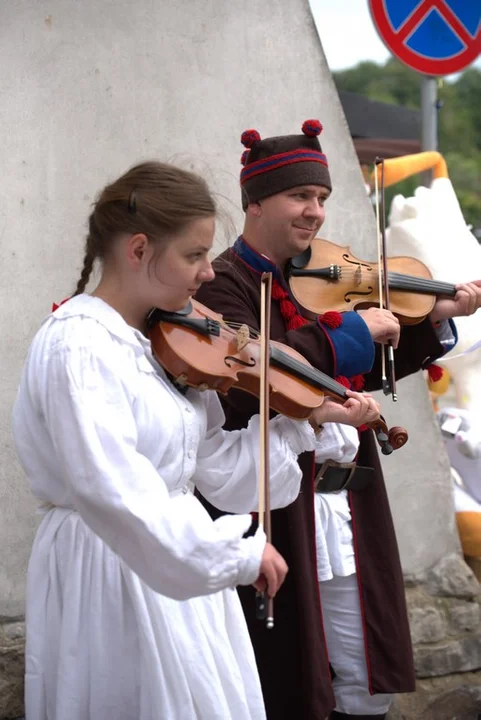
left=12, top=294, right=316, bottom=720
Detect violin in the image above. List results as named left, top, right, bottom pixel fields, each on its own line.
left=288, top=238, right=457, bottom=325
left=146, top=298, right=408, bottom=456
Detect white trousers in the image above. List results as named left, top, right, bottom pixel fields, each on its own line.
left=319, top=574, right=393, bottom=716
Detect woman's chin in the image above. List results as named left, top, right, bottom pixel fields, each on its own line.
left=157, top=296, right=192, bottom=313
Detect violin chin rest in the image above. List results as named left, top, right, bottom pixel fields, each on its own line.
left=290, top=247, right=311, bottom=269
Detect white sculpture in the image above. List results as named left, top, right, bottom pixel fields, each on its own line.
left=381, top=153, right=481, bottom=422
left=377, top=153, right=481, bottom=565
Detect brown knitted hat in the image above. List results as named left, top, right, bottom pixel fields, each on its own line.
left=239, top=119, right=331, bottom=210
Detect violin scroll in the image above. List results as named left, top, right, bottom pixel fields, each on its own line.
left=370, top=419, right=408, bottom=455
left=387, top=425, right=409, bottom=451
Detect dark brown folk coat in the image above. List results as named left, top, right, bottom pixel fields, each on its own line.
left=195, top=242, right=446, bottom=720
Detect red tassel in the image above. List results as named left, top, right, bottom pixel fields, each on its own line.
left=271, top=280, right=287, bottom=300
left=350, top=374, right=365, bottom=391
left=287, top=314, right=309, bottom=330
left=272, top=278, right=310, bottom=330
left=279, top=298, right=298, bottom=319
left=319, top=310, right=342, bottom=329
left=358, top=424, right=369, bottom=433
left=335, top=375, right=351, bottom=389
left=427, top=363, right=444, bottom=382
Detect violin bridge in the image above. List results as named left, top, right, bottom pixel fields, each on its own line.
left=236, top=324, right=250, bottom=352
left=354, top=264, right=362, bottom=286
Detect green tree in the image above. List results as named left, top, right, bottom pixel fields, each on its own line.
left=333, top=61, right=481, bottom=233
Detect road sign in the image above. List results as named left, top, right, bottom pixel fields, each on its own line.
left=368, top=0, right=481, bottom=76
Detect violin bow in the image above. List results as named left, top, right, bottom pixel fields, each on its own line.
left=256, top=271, right=274, bottom=629
left=374, top=157, right=397, bottom=402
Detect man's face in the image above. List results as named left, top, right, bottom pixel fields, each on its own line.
left=251, top=184, right=330, bottom=264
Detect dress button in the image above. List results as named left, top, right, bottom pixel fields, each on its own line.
left=188, top=449, right=195, bottom=459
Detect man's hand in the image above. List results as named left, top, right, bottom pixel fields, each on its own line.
left=356, top=307, right=401, bottom=348
left=429, top=281, right=481, bottom=324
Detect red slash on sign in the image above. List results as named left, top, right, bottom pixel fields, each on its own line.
left=369, top=0, right=481, bottom=76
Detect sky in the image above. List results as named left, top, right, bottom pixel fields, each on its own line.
left=309, top=0, right=481, bottom=76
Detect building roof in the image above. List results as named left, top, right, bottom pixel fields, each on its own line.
left=338, top=91, right=422, bottom=164
left=339, top=91, right=421, bottom=141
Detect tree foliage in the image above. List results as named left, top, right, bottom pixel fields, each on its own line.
left=333, top=60, right=481, bottom=233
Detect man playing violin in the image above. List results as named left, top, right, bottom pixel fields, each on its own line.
left=195, top=120, right=481, bottom=720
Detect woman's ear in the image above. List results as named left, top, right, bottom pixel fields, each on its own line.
left=126, top=233, right=150, bottom=268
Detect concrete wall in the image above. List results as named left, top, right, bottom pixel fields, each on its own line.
left=0, top=0, right=458, bottom=618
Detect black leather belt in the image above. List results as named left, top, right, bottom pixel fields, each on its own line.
left=314, top=460, right=374, bottom=494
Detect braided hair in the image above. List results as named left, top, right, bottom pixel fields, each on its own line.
left=74, top=161, right=216, bottom=295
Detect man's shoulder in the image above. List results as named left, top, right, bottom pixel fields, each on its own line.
left=210, top=246, right=260, bottom=285
left=196, top=245, right=260, bottom=310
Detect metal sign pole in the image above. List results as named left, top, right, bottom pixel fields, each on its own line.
left=420, top=75, right=438, bottom=185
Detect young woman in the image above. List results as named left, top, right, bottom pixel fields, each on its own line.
left=12, top=161, right=380, bottom=720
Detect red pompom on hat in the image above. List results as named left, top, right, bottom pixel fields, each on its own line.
left=302, top=119, right=323, bottom=137
left=240, top=150, right=250, bottom=166
left=241, top=129, right=261, bottom=149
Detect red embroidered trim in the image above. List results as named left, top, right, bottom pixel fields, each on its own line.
left=241, top=149, right=328, bottom=183
left=51, top=297, right=71, bottom=312
left=309, top=453, right=335, bottom=696
left=349, top=492, right=375, bottom=693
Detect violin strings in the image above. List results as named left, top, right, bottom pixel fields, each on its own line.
left=218, top=317, right=347, bottom=399
left=311, top=267, right=456, bottom=295
left=270, top=346, right=347, bottom=398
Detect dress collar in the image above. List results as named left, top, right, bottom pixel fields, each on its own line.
left=52, top=294, right=148, bottom=351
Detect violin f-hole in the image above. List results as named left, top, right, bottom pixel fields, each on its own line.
left=342, top=254, right=372, bottom=270
left=344, top=287, right=374, bottom=303
left=224, top=356, right=257, bottom=369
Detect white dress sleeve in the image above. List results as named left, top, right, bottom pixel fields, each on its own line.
left=41, top=342, right=269, bottom=601
left=193, top=390, right=317, bottom=513
left=314, top=423, right=360, bottom=464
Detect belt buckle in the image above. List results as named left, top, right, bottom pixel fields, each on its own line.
left=315, top=459, right=357, bottom=493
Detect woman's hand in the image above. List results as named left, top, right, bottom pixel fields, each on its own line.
left=309, top=391, right=381, bottom=429
left=253, top=543, right=288, bottom=598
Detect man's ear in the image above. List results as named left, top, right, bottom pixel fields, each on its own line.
left=248, top=201, right=262, bottom=218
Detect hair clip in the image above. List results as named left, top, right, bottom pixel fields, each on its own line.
left=128, top=189, right=137, bottom=214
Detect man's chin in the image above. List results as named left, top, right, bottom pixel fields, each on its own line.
left=290, top=235, right=315, bottom=256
